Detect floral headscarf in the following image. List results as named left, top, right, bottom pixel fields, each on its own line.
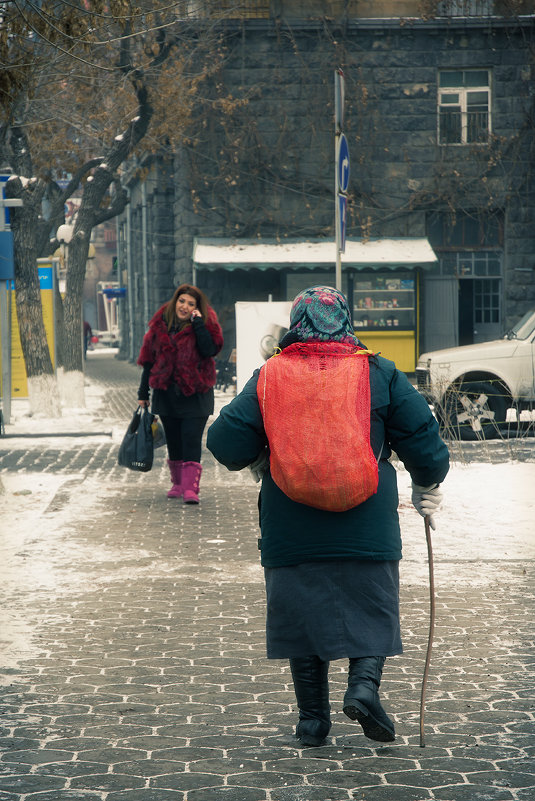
left=288, top=285, right=359, bottom=345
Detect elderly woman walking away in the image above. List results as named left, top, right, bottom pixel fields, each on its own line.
left=207, top=285, right=449, bottom=746
left=137, top=284, right=223, bottom=504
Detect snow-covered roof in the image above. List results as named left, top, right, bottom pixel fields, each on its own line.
left=193, top=237, right=438, bottom=271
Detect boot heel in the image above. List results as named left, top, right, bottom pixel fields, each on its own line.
left=344, top=700, right=395, bottom=742
left=342, top=700, right=367, bottom=721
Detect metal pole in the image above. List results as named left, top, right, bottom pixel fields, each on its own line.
left=126, top=194, right=134, bottom=362
left=419, top=514, right=435, bottom=747
left=335, top=133, right=342, bottom=292
left=141, top=181, right=149, bottom=326
left=0, top=185, right=21, bottom=426
left=334, top=70, right=342, bottom=291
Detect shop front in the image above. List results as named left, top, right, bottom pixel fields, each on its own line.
left=193, top=237, right=438, bottom=374
left=352, top=271, right=417, bottom=372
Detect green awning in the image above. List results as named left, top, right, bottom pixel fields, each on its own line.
left=193, top=237, right=438, bottom=271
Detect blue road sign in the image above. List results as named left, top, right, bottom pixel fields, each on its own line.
left=1, top=174, right=12, bottom=227
left=337, top=134, right=350, bottom=194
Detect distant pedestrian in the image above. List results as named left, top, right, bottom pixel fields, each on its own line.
left=83, top=321, right=92, bottom=356
left=137, top=284, right=223, bottom=503
left=207, top=285, right=449, bottom=746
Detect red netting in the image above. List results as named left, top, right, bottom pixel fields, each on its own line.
left=257, top=341, right=378, bottom=512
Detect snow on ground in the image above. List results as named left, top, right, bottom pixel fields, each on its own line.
left=0, top=357, right=533, bottom=676
left=1, top=354, right=533, bottom=587
left=2, top=350, right=532, bottom=684
left=396, top=460, right=535, bottom=586
left=1, top=349, right=125, bottom=450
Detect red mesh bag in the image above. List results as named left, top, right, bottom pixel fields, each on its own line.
left=257, top=341, right=378, bottom=512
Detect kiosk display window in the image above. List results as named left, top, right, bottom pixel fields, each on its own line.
left=352, top=271, right=417, bottom=373
left=353, top=273, right=415, bottom=331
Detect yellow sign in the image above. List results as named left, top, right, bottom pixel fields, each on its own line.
left=0, top=260, right=56, bottom=398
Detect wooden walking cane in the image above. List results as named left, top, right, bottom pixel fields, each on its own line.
left=419, top=514, right=435, bottom=748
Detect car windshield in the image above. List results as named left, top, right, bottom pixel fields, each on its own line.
left=505, top=310, right=535, bottom=340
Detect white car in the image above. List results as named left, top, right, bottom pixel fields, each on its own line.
left=415, top=310, right=535, bottom=439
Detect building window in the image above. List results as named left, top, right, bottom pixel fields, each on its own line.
left=438, top=70, right=490, bottom=145
left=438, top=251, right=502, bottom=278
left=185, top=1, right=270, bottom=18
left=437, top=0, right=493, bottom=16
left=474, top=278, right=501, bottom=324
left=427, top=209, right=503, bottom=249
left=427, top=210, right=503, bottom=279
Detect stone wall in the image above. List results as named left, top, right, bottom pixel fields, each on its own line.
left=120, top=16, right=535, bottom=357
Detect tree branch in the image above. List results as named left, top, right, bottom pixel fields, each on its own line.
left=9, top=126, right=33, bottom=177
left=93, top=180, right=129, bottom=226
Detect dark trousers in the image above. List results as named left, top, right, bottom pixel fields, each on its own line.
left=160, top=415, right=208, bottom=463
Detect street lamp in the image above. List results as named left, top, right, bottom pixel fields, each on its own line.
left=56, top=223, right=73, bottom=245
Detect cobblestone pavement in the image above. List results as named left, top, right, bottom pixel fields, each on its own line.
left=0, top=353, right=534, bottom=801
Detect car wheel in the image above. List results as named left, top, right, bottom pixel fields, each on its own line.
left=441, top=380, right=509, bottom=441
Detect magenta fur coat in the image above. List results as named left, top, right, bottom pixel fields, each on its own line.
left=137, top=304, right=223, bottom=396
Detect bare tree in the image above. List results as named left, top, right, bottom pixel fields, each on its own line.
left=1, top=1, right=219, bottom=412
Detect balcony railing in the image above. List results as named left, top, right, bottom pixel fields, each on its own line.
left=439, top=109, right=489, bottom=144
left=183, top=1, right=270, bottom=18
left=437, top=0, right=494, bottom=15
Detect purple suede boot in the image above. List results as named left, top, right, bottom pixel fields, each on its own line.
left=182, top=461, right=202, bottom=504
left=167, top=459, right=184, bottom=498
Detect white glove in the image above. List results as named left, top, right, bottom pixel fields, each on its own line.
left=411, top=482, right=443, bottom=530
left=248, top=450, right=269, bottom=483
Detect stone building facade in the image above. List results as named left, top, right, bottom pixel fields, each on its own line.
left=117, top=1, right=535, bottom=369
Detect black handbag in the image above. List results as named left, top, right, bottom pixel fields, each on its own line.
left=118, top=407, right=155, bottom=472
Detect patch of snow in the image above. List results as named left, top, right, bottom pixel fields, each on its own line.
left=27, top=373, right=61, bottom=418
left=3, top=367, right=110, bottom=442
left=506, top=408, right=535, bottom=422
left=58, top=368, right=86, bottom=409
left=397, top=460, right=534, bottom=584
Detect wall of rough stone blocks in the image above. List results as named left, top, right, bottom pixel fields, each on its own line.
left=120, top=17, right=535, bottom=358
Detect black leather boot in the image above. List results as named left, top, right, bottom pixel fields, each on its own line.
left=289, top=656, right=331, bottom=747
left=343, top=656, right=395, bottom=742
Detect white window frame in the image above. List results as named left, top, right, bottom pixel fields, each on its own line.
left=438, top=70, right=491, bottom=145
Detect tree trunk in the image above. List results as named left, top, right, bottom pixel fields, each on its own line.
left=10, top=193, right=60, bottom=417
left=60, top=229, right=91, bottom=407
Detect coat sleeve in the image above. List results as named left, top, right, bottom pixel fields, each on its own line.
left=203, top=306, right=224, bottom=356
left=207, top=370, right=267, bottom=471
left=137, top=363, right=152, bottom=401
left=192, top=317, right=220, bottom=358
left=385, top=367, right=450, bottom=486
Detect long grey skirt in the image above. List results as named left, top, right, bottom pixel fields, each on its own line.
left=264, top=560, right=402, bottom=662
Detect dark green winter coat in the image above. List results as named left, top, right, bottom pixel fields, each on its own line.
left=207, top=353, right=449, bottom=568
